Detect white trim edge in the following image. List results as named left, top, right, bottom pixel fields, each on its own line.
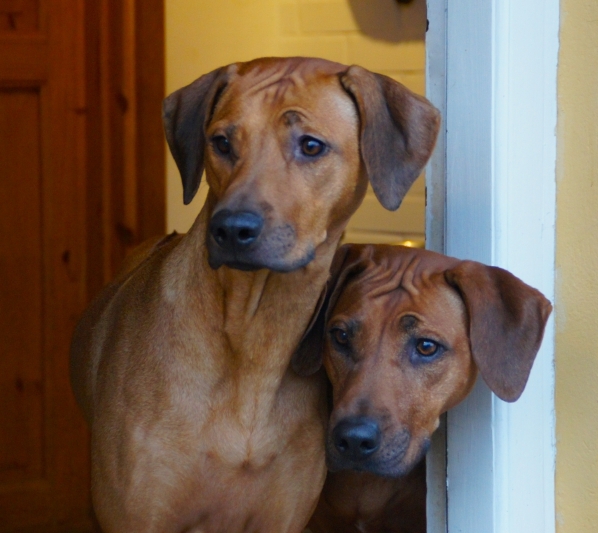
left=426, top=0, right=559, bottom=531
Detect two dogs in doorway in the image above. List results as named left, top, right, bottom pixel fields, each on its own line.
left=70, top=57, right=550, bottom=533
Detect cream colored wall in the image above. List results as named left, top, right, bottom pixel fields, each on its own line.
left=165, top=0, right=426, bottom=245
left=555, top=1, right=598, bottom=531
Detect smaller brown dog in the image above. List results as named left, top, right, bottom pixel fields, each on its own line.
left=296, top=244, right=552, bottom=533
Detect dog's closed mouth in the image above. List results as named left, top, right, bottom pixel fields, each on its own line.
left=208, top=256, right=263, bottom=271
left=207, top=219, right=316, bottom=272
left=207, top=247, right=316, bottom=273
left=324, top=418, right=416, bottom=477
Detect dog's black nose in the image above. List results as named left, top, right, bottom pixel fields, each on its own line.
left=332, top=417, right=381, bottom=461
left=209, top=210, right=264, bottom=250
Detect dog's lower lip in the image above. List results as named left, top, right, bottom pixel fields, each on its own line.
left=207, top=245, right=316, bottom=273
left=223, top=261, right=262, bottom=271
left=327, top=457, right=408, bottom=478
left=326, top=438, right=413, bottom=477
left=207, top=254, right=261, bottom=271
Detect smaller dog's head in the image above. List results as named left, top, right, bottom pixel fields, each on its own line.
left=293, top=244, right=552, bottom=477
left=163, top=58, right=440, bottom=272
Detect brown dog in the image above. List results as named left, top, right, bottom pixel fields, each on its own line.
left=297, top=244, right=552, bottom=533
left=69, top=58, right=440, bottom=533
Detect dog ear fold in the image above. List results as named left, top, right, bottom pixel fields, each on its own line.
left=163, top=67, right=229, bottom=205
left=444, top=261, right=552, bottom=402
left=292, top=244, right=368, bottom=377
left=340, top=66, right=440, bottom=211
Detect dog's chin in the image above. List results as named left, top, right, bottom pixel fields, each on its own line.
left=207, top=244, right=315, bottom=273
left=326, top=453, right=415, bottom=479
left=325, top=437, right=431, bottom=479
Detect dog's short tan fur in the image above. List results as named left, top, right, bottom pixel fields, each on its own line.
left=298, top=244, right=552, bottom=533
left=69, top=58, right=439, bottom=533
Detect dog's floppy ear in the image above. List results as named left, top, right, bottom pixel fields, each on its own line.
left=292, top=244, right=369, bottom=376
left=340, top=66, right=440, bottom=211
left=163, top=67, right=229, bottom=205
left=445, top=261, right=552, bottom=402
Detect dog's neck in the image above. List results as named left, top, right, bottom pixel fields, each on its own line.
left=321, top=471, right=402, bottom=516
left=176, top=196, right=343, bottom=377
left=313, top=467, right=425, bottom=530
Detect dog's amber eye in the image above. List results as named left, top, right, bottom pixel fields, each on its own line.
left=300, top=136, right=325, bottom=157
left=416, top=339, right=439, bottom=357
left=330, top=327, right=349, bottom=346
left=213, top=136, right=231, bottom=155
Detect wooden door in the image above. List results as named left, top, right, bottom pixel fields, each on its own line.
left=0, top=1, right=164, bottom=531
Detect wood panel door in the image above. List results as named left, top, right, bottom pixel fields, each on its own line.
left=0, top=1, right=164, bottom=531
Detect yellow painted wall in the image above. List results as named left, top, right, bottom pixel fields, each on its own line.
left=555, top=1, right=598, bottom=531
left=165, top=0, right=427, bottom=244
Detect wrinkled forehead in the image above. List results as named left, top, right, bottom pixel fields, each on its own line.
left=332, top=279, right=409, bottom=322
left=211, top=59, right=355, bottom=126
left=333, top=274, right=465, bottom=334
left=331, top=251, right=464, bottom=324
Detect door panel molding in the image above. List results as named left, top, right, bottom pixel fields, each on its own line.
left=0, top=1, right=164, bottom=530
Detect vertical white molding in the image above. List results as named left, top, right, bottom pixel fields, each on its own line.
left=444, top=1, right=495, bottom=531
left=425, top=1, right=448, bottom=531
left=490, top=0, right=558, bottom=531
left=433, top=0, right=559, bottom=532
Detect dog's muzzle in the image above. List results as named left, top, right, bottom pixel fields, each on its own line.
left=210, top=210, right=264, bottom=250
left=326, top=417, right=420, bottom=477
left=207, top=208, right=314, bottom=272
left=332, top=416, right=381, bottom=463
left=208, top=209, right=264, bottom=270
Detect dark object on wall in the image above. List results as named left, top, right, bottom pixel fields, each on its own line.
left=349, top=0, right=426, bottom=43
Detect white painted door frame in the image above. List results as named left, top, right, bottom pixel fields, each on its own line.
left=425, top=0, right=559, bottom=532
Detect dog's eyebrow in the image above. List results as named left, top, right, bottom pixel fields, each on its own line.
left=329, top=317, right=360, bottom=336
left=399, top=315, right=419, bottom=331
left=282, top=110, right=304, bottom=126
left=224, top=124, right=237, bottom=138
left=207, top=122, right=237, bottom=137
left=346, top=319, right=360, bottom=335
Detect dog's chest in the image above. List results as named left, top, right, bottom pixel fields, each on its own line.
left=122, top=401, right=324, bottom=532
left=201, top=373, right=323, bottom=467
left=170, top=416, right=325, bottom=533
left=174, top=376, right=324, bottom=528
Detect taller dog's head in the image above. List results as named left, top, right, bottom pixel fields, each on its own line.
left=294, top=244, right=552, bottom=477
left=163, top=58, right=440, bottom=272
